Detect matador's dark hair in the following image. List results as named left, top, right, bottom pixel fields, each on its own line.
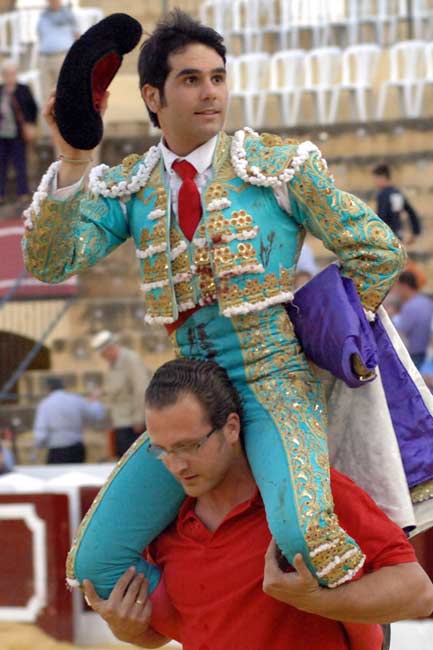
left=138, top=9, right=226, bottom=128
left=145, top=359, right=242, bottom=430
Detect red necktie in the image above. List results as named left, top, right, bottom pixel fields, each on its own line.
left=172, top=159, right=202, bottom=241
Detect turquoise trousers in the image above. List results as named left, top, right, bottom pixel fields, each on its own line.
left=67, top=305, right=364, bottom=597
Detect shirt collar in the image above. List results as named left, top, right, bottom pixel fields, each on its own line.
left=159, top=135, right=218, bottom=175
left=179, top=487, right=262, bottom=526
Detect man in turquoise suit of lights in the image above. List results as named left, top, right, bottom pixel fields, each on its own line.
left=22, top=11, right=406, bottom=599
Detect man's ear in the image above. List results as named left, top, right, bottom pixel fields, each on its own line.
left=225, top=412, right=241, bottom=444
left=142, top=84, right=161, bottom=114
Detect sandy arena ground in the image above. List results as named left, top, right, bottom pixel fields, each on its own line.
left=2, top=620, right=433, bottom=649
left=0, top=623, right=126, bottom=650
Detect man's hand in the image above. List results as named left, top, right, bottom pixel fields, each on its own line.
left=43, top=90, right=98, bottom=160
left=83, top=567, right=152, bottom=645
left=263, top=539, right=323, bottom=611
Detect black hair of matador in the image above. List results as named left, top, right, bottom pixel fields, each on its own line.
left=55, top=13, right=142, bottom=150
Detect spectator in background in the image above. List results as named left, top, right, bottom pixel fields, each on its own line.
left=37, top=0, right=80, bottom=103
left=393, top=271, right=433, bottom=369
left=420, top=321, right=433, bottom=392
left=372, top=163, right=421, bottom=244
left=90, top=331, right=151, bottom=458
left=421, top=357, right=433, bottom=392
left=0, top=60, right=38, bottom=203
left=0, top=435, right=14, bottom=474
left=33, top=377, right=105, bottom=464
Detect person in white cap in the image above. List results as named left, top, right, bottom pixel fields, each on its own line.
left=91, top=331, right=151, bottom=458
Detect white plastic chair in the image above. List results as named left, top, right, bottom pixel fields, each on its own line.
left=301, top=47, right=342, bottom=124
left=268, top=50, right=305, bottom=127
left=356, top=0, right=403, bottom=46
left=229, top=53, right=270, bottom=127
left=226, top=0, right=263, bottom=53
left=417, top=41, right=433, bottom=116
left=413, top=0, right=433, bottom=40
left=376, top=40, right=427, bottom=119
left=15, top=0, right=80, bottom=8
left=0, top=12, right=23, bottom=64
left=260, top=0, right=286, bottom=50
left=17, top=8, right=41, bottom=45
left=330, top=44, right=381, bottom=122
left=199, top=0, right=229, bottom=37
left=281, top=0, right=329, bottom=49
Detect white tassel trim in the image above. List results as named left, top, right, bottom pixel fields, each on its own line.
left=222, top=290, right=294, bottom=317
left=179, top=300, right=196, bottom=312
left=317, top=549, right=365, bottom=580
left=328, top=553, right=366, bottom=588
left=218, top=263, right=264, bottom=279
left=221, top=227, right=259, bottom=243
left=136, top=243, right=167, bottom=259
left=144, top=314, right=174, bottom=324
left=231, top=128, right=324, bottom=188
left=192, top=237, right=207, bottom=249
left=199, top=294, right=217, bottom=306
left=140, top=279, right=169, bottom=292
left=170, top=241, right=188, bottom=260
left=23, top=160, right=62, bottom=225
left=310, top=540, right=339, bottom=558
left=88, top=146, right=161, bottom=198
left=364, top=308, right=376, bottom=322
left=66, top=577, right=80, bottom=589
left=173, top=266, right=197, bottom=284
left=148, top=208, right=165, bottom=220
left=207, top=197, right=231, bottom=211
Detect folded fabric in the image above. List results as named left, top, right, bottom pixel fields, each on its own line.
left=372, top=307, right=433, bottom=491
left=286, top=264, right=378, bottom=388
left=287, top=265, right=433, bottom=515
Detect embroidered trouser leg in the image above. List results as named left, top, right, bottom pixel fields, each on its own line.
left=67, top=438, right=184, bottom=598
left=67, top=304, right=364, bottom=597
left=230, top=312, right=365, bottom=587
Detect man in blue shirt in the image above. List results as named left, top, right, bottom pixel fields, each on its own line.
left=372, top=163, right=421, bottom=243
left=37, top=0, right=80, bottom=103
left=33, top=376, right=105, bottom=463
left=393, top=271, right=433, bottom=369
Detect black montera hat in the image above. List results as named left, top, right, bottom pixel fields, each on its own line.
left=55, top=13, right=142, bottom=150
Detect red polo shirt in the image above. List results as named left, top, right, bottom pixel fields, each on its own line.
left=149, top=469, right=416, bottom=650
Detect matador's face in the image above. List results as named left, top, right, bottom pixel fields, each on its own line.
left=144, top=42, right=228, bottom=156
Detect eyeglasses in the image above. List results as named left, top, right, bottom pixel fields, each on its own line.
left=147, top=427, right=218, bottom=460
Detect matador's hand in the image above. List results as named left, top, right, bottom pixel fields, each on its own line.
left=43, top=89, right=109, bottom=160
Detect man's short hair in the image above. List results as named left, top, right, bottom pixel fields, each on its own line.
left=138, top=9, right=226, bottom=128
left=46, top=376, right=64, bottom=391
left=372, top=163, right=391, bottom=179
left=145, top=359, right=242, bottom=430
left=398, top=270, right=418, bottom=290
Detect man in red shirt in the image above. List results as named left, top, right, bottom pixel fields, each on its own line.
left=84, top=359, right=433, bottom=650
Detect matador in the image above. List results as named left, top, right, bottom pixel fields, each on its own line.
left=22, top=11, right=416, bottom=601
